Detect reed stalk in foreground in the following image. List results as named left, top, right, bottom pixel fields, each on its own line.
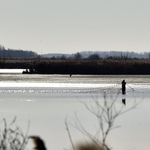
left=0, top=117, right=29, bottom=150
left=65, top=91, right=137, bottom=150
left=0, top=117, right=47, bottom=150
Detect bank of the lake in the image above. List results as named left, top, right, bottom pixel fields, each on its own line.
left=1, top=59, right=150, bottom=74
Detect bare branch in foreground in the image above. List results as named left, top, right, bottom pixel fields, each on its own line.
left=0, top=117, right=29, bottom=150
left=66, top=91, right=137, bottom=150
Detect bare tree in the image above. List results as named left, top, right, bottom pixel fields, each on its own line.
left=88, top=54, right=100, bottom=60
left=74, top=52, right=82, bottom=60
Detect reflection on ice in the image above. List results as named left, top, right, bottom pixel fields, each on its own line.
left=0, top=83, right=149, bottom=101
left=0, top=82, right=117, bottom=87
left=17, top=99, right=35, bottom=102
left=122, top=98, right=126, bottom=105
left=0, top=69, right=23, bottom=73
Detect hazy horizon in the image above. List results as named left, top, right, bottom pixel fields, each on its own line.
left=1, top=0, right=150, bottom=54
left=1, top=44, right=150, bottom=55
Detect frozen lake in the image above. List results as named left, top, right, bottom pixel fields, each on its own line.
left=0, top=70, right=150, bottom=150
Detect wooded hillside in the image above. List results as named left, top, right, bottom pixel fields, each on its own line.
left=0, top=45, right=37, bottom=58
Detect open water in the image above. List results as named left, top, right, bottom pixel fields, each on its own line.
left=0, top=69, right=150, bottom=150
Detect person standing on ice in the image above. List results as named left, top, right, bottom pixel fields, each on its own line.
left=122, top=80, right=126, bottom=94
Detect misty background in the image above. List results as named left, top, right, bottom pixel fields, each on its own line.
left=0, top=0, right=150, bottom=54
left=0, top=44, right=150, bottom=59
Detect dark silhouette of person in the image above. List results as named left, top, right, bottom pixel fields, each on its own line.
left=122, top=80, right=126, bottom=94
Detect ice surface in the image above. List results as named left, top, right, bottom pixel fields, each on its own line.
left=0, top=73, right=149, bottom=150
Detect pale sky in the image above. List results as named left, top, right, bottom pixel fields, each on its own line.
left=0, top=0, right=150, bottom=54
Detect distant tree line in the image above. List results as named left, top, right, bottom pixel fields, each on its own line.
left=1, top=44, right=150, bottom=74
left=1, top=55, right=150, bottom=74
left=41, top=51, right=150, bottom=60
left=1, top=44, right=150, bottom=60
left=80, top=51, right=150, bottom=59
left=0, top=45, right=38, bottom=58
